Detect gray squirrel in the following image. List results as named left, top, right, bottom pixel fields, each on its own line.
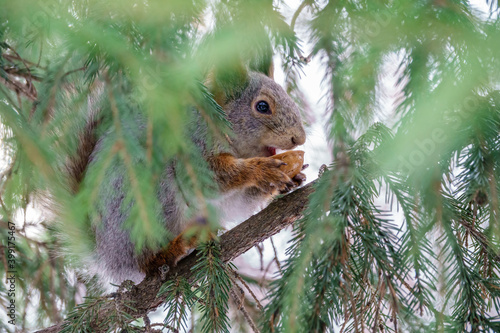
left=69, top=66, right=306, bottom=285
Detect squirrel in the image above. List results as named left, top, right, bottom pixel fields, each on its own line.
left=69, top=65, right=306, bottom=285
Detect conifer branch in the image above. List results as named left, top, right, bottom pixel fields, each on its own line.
left=35, top=181, right=316, bottom=333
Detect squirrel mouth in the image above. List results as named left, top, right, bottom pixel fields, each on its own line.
left=264, top=146, right=288, bottom=157
left=266, top=146, right=277, bottom=156
left=264, top=146, right=286, bottom=157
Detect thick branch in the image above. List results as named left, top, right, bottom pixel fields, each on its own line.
left=35, top=181, right=316, bottom=333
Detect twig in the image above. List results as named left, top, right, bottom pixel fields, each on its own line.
left=230, top=267, right=264, bottom=311
left=288, top=1, right=314, bottom=65
left=2, top=53, right=41, bottom=69
left=290, top=1, right=309, bottom=31
left=256, top=243, right=264, bottom=271
left=269, top=236, right=283, bottom=275
left=259, top=256, right=275, bottom=286
left=458, top=218, right=500, bottom=263
left=61, top=66, right=86, bottom=79
left=150, top=322, right=179, bottom=332
left=5, top=46, right=36, bottom=82
left=144, top=315, right=151, bottom=332
left=229, top=286, right=261, bottom=333
left=0, top=76, right=37, bottom=102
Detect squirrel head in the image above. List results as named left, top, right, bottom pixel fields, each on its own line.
left=212, top=70, right=306, bottom=158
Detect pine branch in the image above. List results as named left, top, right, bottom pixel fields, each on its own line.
left=34, top=181, right=316, bottom=333
left=458, top=216, right=500, bottom=263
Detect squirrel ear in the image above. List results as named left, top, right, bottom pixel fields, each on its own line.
left=250, top=58, right=274, bottom=79
left=206, top=62, right=249, bottom=107
left=248, top=34, right=275, bottom=79
left=265, top=61, right=274, bottom=80
left=249, top=44, right=274, bottom=79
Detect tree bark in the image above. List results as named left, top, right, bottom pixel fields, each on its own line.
left=35, top=181, right=316, bottom=333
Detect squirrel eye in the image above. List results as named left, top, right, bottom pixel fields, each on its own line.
left=255, top=100, right=271, bottom=114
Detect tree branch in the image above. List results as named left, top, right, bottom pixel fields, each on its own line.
left=35, top=181, right=317, bottom=333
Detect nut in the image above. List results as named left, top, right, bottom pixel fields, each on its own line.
left=271, top=150, right=305, bottom=178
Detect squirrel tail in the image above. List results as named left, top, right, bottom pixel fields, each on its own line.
left=65, top=82, right=105, bottom=193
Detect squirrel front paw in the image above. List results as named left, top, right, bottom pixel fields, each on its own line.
left=246, top=157, right=295, bottom=194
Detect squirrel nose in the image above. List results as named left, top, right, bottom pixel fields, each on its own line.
left=291, top=132, right=306, bottom=146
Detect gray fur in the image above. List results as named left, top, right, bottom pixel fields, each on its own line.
left=94, top=171, right=145, bottom=284
left=225, top=72, right=306, bottom=158
left=88, top=70, right=305, bottom=286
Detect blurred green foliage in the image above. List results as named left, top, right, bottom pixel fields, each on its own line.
left=0, top=0, right=499, bottom=332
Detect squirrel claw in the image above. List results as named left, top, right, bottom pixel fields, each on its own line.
left=280, top=172, right=307, bottom=194
left=293, top=172, right=307, bottom=186
left=293, top=172, right=306, bottom=183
